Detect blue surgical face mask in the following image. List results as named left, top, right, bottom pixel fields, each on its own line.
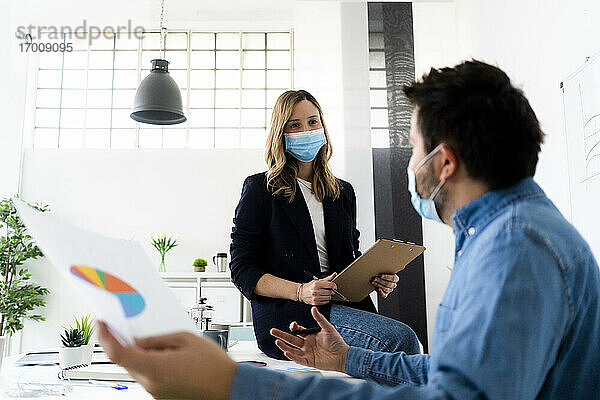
left=407, top=144, right=446, bottom=222
left=284, top=127, right=326, bottom=162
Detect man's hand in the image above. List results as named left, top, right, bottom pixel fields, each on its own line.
left=270, top=306, right=349, bottom=372
left=97, top=321, right=237, bottom=400
left=370, top=273, right=399, bottom=298
left=300, top=272, right=338, bottom=305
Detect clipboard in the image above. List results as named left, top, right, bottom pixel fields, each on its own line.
left=332, top=239, right=425, bottom=302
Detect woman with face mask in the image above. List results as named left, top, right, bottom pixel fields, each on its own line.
left=229, top=90, right=420, bottom=360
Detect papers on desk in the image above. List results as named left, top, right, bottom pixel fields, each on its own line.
left=16, top=350, right=110, bottom=366
left=13, top=198, right=194, bottom=345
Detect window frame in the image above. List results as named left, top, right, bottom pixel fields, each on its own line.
left=27, top=29, right=295, bottom=150
left=368, top=31, right=390, bottom=149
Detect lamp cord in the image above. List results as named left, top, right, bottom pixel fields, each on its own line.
left=160, top=0, right=166, bottom=59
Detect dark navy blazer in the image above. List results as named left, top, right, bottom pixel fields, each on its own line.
left=229, top=172, right=376, bottom=359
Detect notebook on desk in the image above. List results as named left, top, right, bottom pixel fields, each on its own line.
left=58, top=363, right=134, bottom=382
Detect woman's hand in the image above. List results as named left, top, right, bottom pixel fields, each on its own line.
left=270, top=306, right=349, bottom=372
left=370, top=273, right=399, bottom=298
left=300, top=272, right=337, bottom=305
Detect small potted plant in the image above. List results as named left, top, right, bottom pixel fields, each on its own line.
left=151, top=234, right=178, bottom=272
left=193, top=258, right=207, bottom=272
left=58, top=315, right=95, bottom=369
left=73, top=314, right=95, bottom=349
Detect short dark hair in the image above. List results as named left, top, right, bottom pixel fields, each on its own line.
left=403, top=60, right=544, bottom=190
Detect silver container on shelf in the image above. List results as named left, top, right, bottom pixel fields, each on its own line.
left=213, top=253, right=228, bottom=273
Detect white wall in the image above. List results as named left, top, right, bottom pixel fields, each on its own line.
left=412, top=0, right=600, bottom=345
left=339, top=2, right=377, bottom=253
left=454, top=0, right=600, bottom=222
left=412, top=0, right=459, bottom=347
left=1, top=2, right=29, bottom=199
left=20, top=150, right=267, bottom=269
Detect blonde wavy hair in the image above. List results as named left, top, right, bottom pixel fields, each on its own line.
left=265, top=90, right=341, bottom=203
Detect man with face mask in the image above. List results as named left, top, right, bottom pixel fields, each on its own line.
left=97, top=60, right=600, bottom=400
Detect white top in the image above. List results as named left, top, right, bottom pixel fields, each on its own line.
left=297, top=177, right=330, bottom=274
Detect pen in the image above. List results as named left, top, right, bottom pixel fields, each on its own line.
left=88, top=380, right=128, bottom=390
left=303, top=270, right=349, bottom=302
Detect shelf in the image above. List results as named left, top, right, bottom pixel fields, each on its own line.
left=160, top=271, right=231, bottom=279
left=161, top=271, right=252, bottom=326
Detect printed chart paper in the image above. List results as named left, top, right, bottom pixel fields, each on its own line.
left=14, top=198, right=193, bottom=344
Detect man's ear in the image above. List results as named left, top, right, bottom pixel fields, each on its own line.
left=438, top=144, right=458, bottom=180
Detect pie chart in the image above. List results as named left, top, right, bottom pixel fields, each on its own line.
left=70, top=265, right=146, bottom=318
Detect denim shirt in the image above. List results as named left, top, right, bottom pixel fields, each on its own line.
left=229, top=178, right=600, bottom=400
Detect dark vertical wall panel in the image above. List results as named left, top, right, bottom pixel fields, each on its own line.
left=383, top=2, right=415, bottom=149
left=369, top=2, right=428, bottom=352
left=387, top=148, right=427, bottom=352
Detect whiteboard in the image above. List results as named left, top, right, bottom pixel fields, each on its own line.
left=562, top=50, right=600, bottom=261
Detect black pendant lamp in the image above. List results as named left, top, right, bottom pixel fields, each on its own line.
left=130, top=0, right=186, bottom=125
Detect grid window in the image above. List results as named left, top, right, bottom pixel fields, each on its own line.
left=367, top=32, right=390, bottom=148
left=32, top=30, right=293, bottom=149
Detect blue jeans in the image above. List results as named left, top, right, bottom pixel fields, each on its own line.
left=329, top=304, right=421, bottom=354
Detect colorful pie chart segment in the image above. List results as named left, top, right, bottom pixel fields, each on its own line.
left=70, top=265, right=146, bottom=318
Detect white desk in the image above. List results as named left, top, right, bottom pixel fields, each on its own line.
left=0, top=341, right=351, bottom=399
left=0, top=353, right=150, bottom=400
left=227, top=341, right=351, bottom=379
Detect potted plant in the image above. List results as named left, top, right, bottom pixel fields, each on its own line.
left=193, top=258, right=207, bottom=272
left=151, top=234, right=178, bottom=272
left=0, top=198, right=50, bottom=370
left=59, top=328, right=88, bottom=369
left=73, top=314, right=95, bottom=351
left=58, top=315, right=95, bottom=369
